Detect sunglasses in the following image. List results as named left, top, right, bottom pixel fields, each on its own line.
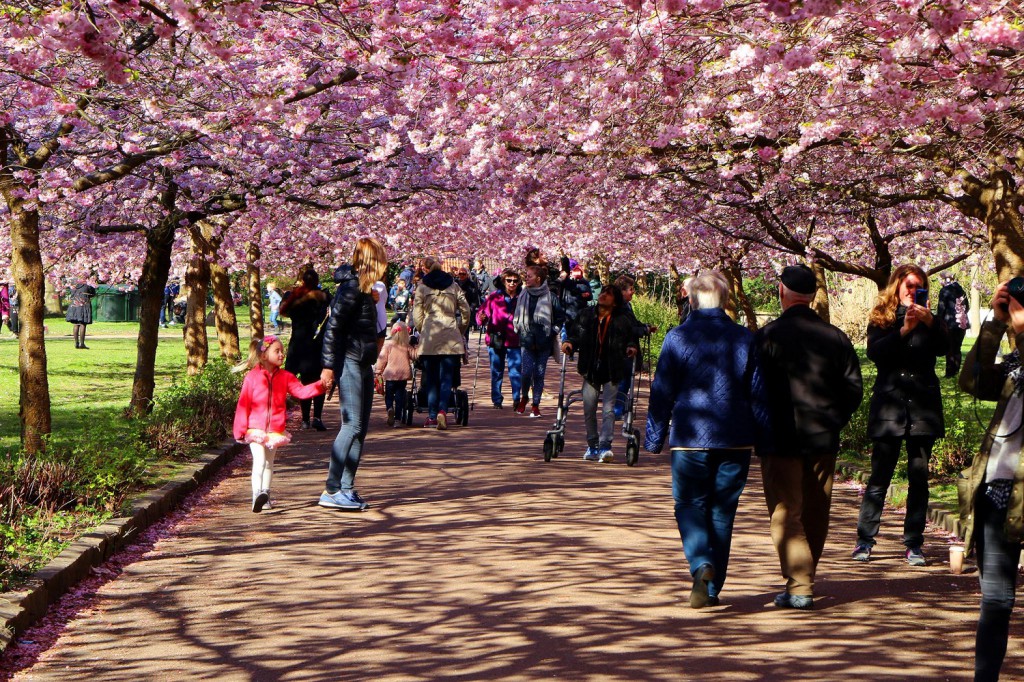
left=505, top=278, right=520, bottom=283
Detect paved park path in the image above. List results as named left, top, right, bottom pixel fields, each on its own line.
left=2, top=346, right=1021, bottom=681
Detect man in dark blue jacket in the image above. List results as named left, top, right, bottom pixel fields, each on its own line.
left=645, top=271, right=771, bottom=609
left=753, top=264, right=863, bottom=610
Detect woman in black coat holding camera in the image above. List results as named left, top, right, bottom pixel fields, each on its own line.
left=852, top=264, right=948, bottom=566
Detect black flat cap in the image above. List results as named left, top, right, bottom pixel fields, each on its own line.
left=780, top=264, right=817, bottom=295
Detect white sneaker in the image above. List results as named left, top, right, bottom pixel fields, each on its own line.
left=598, top=449, right=614, bottom=463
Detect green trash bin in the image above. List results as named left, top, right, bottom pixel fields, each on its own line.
left=91, top=285, right=130, bottom=322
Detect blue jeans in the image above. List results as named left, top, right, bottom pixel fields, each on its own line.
left=671, top=449, right=751, bottom=598
left=326, top=357, right=373, bottom=492
left=488, top=346, right=522, bottom=406
left=384, top=380, right=407, bottom=414
left=975, top=492, right=1022, bottom=681
left=520, top=346, right=551, bottom=406
left=422, top=354, right=459, bottom=419
left=269, top=310, right=280, bottom=329
left=582, top=380, right=616, bottom=449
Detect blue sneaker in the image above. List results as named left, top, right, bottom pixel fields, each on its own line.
left=583, top=447, right=599, bottom=461
left=598, top=448, right=614, bottom=463
left=318, top=490, right=364, bottom=511
left=348, top=489, right=371, bottom=510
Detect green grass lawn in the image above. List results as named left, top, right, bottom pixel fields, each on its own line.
left=0, top=310, right=259, bottom=452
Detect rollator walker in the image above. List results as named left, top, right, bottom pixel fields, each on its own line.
left=543, top=335, right=651, bottom=466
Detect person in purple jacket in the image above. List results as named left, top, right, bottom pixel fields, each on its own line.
left=476, top=268, right=522, bottom=409
left=645, top=271, right=772, bottom=609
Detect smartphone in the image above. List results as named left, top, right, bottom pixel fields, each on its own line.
left=914, top=289, right=928, bottom=307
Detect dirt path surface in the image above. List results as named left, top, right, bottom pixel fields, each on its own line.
left=3, top=351, right=1020, bottom=681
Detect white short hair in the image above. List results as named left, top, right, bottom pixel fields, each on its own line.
left=689, top=272, right=730, bottom=310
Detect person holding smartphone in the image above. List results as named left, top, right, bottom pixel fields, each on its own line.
left=958, top=277, right=1024, bottom=680
left=851, top=264, right=949, bottom=566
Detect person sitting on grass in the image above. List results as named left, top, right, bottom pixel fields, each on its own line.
left=561, top=284, right=636, bottom=463
left=233, top=335, right=326, bottom=513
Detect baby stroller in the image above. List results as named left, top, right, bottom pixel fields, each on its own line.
left=543, top=335, right=650, bottom=466
left=402, top=358, right=470, bottom=427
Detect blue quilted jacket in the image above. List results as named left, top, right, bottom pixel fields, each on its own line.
left=644, top=308, right=771, bottom=453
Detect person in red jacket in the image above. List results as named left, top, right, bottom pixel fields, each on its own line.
left=234, top=335, right=326, bottom=513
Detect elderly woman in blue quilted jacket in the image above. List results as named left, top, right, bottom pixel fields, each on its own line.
left=645, top=271, right=771, bottom=609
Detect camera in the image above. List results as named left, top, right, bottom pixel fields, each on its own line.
left=1004, top=276, right=1024, bottom=310
left=913, top=288, right=928, bottom=307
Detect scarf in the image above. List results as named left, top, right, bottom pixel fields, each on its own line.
left=514, top=281, right=553, bottom=338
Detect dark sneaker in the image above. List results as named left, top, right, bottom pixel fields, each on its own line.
left=514, top=398, right=526, bottom=415
left=774, top=592, right=813, bottom=610
left=851, top=544, right=872, bottom=562
left=690, top=563, right=715, bottom=608
left=906, top=547, right=927, bottom=566
left=530, top=404, right=541, bottom=418
left=423, top=418, right=438, bottom=428
left=252, top=490, right=270, bottom=513
left=301, top=420, right=311, bottom=430
left=311, top=418, right=327, bottom=431
left=347, top=489, right=370, bottom=510
left=706, top=596, right=721, bottom=607
left=492, top=403, right=503, bottom=409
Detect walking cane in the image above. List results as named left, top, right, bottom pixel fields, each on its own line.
left=470, top=326, right=483, bottom=411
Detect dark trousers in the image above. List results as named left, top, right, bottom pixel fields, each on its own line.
left=7, top=310, right=18, bottom=335
left=761, top=452, right=837, bottom=597
left=384, top=379, right=407, bottom=414
left=298, top=372, right=325, bottom=423
left=975, top=492, right=1022, bottom=681
left=946, top=327, right=967, bottom=377
left=856, top=436, right=934, bottom=549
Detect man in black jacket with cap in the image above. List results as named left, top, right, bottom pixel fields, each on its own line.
left=753, top=264, right=863, bottom=610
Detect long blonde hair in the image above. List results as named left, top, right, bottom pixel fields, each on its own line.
left=352, top=237, right=387, bottom=294
left=869, top=264, right=928, bottom=328
left=245, top=335, right=282, bottom=370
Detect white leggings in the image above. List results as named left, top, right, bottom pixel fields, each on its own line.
left=250, top=443, right=277, bottom=497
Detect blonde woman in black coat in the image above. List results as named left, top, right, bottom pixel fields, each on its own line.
left=852, top=264, right=948, bottom=566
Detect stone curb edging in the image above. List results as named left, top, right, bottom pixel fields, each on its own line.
left=836, top=458, right=964, bottom=540
left=0, top=440, right=244, bottom=653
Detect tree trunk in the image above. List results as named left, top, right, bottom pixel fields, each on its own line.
left=184, top=228, right=212, bottom=375
left=726, top=262, right=757, bottom=330
left=982, top=192, right=1024, bottom=282
left=129, top=217, right=177, bottom=415
left=247, top=240, right=264, bottom=344
left=210, top=260, right=240, bottom=363
left=810, top=260, right=831, bottom=324
left=3, top=195, right=51, bottom=453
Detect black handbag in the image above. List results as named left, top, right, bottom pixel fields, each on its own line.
left=487, top=327, right=506, bottom=351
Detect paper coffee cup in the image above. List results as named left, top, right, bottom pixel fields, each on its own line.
left=950, top=545, right=965, bottom=574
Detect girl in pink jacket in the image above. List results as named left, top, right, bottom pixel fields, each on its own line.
left=374, top=322, right=417, bottom=427
left=234, top=335, right=325, bottom=512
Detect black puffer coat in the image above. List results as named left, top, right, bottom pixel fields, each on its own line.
left=283, top=288, right=328, bottom=379
left=321, top=264, right=379, bottom=370
left=866, top=306, right=948, bottom=439
left=566, top=305, right=636, bottom=386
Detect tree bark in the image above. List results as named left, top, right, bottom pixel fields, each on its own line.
left=2, top=194, right=51, bottom=453
left=810, top=260, right=831, bottom=324
left=184, top=226, right=212, bottom=375
left=247, top=240, right=264, bottom=345
left=725, top=261, right=757, bottom=330
left=129, top=215, right=178, bottom=415
left=210, top=259, right=240, bottom=363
